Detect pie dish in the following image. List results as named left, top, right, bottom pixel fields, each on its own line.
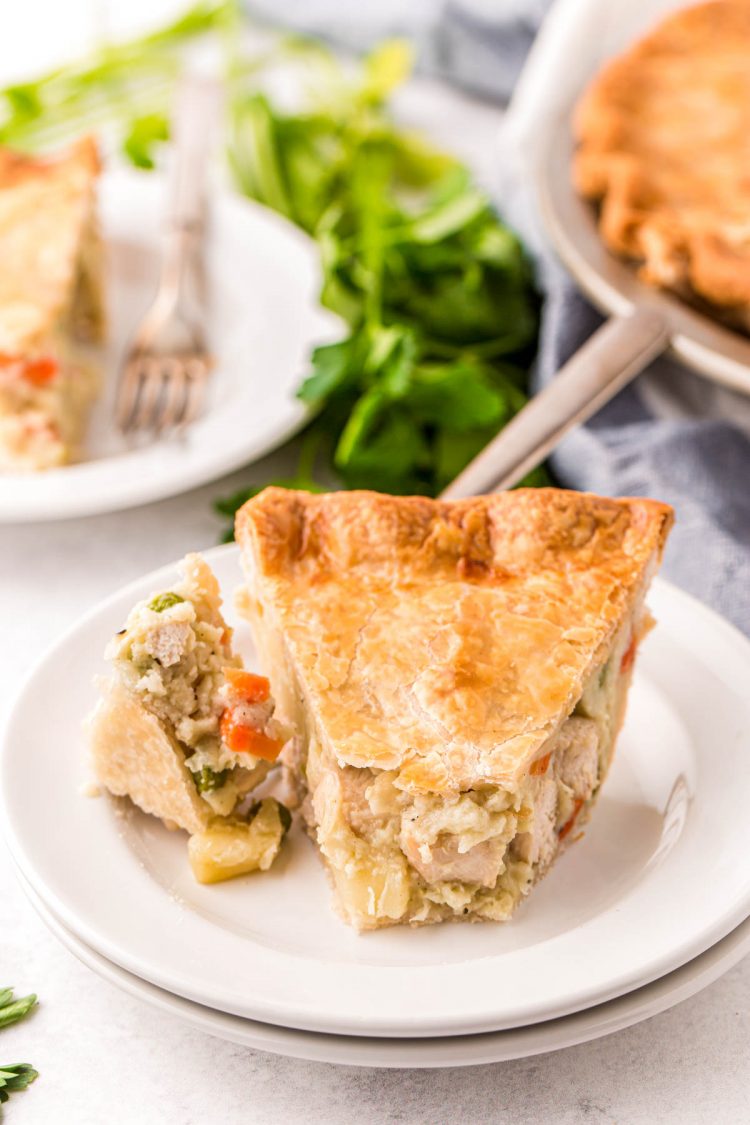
left=88, top=553, right=290, bottom=882
left=573, top=0, right=750, bottom=332
left=237, top=487, right=673, bottom=930
left=0, top=136, right=105, bottom=471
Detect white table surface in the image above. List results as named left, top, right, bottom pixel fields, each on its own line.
left=2, top=6, right=750, bottom=1122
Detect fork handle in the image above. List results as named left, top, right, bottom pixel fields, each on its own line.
left=169, top=75, right=221, bottom=235
left=440, top=307, right=669, bottom=499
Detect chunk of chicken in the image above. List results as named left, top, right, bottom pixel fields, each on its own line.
left=400, top=831, right=506, bottom=888
left=222, top=697, right=274, bottom=730
left=337, top=767, right=377, bottom=836
left=143, top=621, right=193, bottom=667
left=512, top=777, right=558, bottom=870
left=554, top=716, right=599, bottom=799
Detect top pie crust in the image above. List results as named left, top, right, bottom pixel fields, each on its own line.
left=0, top=136, right=100, bottom=352
left=237, top=488, right=672, bottom=795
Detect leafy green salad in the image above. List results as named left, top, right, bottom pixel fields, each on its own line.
left=0, top=1, right=543, bottom=538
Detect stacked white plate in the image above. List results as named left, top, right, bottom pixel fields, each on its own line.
left=3, top=545, right=750, bottom=1067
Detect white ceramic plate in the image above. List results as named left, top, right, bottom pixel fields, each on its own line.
left=19, top=872, right=750, bottom=1068
left=0, top=170, right=341, bottom=523
left=3, top=546, right=750, bottom=1038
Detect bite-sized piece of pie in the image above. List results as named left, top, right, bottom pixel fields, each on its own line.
left=188, top=798, right=292, bottom=884
left=237, top=488, right=672, bottom=931
left=0, top=136, right=105, bottom=471
left=573, top=0, right=750, bottom=331
left=89, top=554, right=288, bottom=841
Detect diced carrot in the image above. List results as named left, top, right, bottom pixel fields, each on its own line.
left=223, top=668, right=270, bottom=703
left=0, top=353, right=59, bottom=384
left=559, top=798, right=585, bottom=841
left=620, top=635, right=638, bottom=673
left=530, top=752, right=551, bottom=776
left=220, top=712, right=282, bottom=761
left=24, top=356, right=59, bottom=386
left=528, top=751, right=550, bottom=778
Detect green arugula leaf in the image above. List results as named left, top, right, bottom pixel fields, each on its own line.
left=297, top=339, right=358, bottom=405
left=472, top=222, right=527, bottom=274
left=335, top=388, right=428, bottom=480
left=229, top=93, right=293, bottom=218
left=408, top=188, right=488, bottom=244
left=0, top=990, right=37, bottom=1030
left=368, top=327, right=417, bottom=396
left=2, top=85, right=41, bottom=122
left=0, top=990, right=39, bottom=1106
left=0, top=1064, right=38, bottom=1105
left=361, top=40, right=413, bottom=104
left=334, top=386, right=388, bottom=470
left=434, top=427, right=498, bottom=491
left=408, top=363, right=510, bottom=431
left=122, top=112, right=169, bottom=169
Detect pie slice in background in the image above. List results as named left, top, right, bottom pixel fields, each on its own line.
left=0, top=136, right=106, bottom=470
left=237, top=487, right=672, bottom=930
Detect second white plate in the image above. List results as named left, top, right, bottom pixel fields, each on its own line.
left=0, top=170, right=341, bottom=522
left=3, top=545, right=750, bottom=1037
left=21, top=873, right=750, bottom=1068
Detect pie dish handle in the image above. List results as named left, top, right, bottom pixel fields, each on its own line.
left=440, top=307, right=669, bottom=498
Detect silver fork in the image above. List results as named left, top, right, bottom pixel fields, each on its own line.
left=116, top=75, right=220, bottom=435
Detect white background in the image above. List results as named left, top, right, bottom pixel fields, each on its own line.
left=2, top=2, right=749, bottom=1122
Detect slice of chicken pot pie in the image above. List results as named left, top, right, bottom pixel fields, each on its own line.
left=89, top=555, right=291, bottom=880
left=236, top=488, right=673, bottom=931
left=0, top=137, right=105, bottom=471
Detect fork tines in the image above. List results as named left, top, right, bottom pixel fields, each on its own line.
left=116, top=351, right=212, bottom=436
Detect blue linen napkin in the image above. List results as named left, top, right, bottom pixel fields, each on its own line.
left=534, top=271, right=750, bottom=633
left=246, top=0, right=750, bottom=634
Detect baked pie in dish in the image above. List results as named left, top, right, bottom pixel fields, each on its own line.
left=573, top=0, right=750, bottom=331
left=237, top=487, right=672, bottom=930
left=0, top=137, right=105, bottom=471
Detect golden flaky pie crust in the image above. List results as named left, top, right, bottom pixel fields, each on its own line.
left=573, top=0, right=750, bottom=328
left=0, top=136, right=100, bottom=351
left=237, top=488, right=673, bottom=795
left=89, top=679, right=216, bottom=836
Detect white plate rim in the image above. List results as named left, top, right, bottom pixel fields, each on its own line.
left=17, top=868, right=750, bottom=1069
left=3, top=545, right=750, bottom=1038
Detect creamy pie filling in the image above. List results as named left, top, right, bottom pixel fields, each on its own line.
left=0, top=213, right=103, bottom=472
left=245, top=587, right=647, bottom=929
left=107, top=559, right=283, bottom=817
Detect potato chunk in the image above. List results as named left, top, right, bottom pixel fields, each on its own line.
left=188, top=798, right=290, bottom=884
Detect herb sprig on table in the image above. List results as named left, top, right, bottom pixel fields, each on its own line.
left=0, top=1, right=231, bottom=166
left=0, top=7, right=543, bottom=537
left=0, top=988, right=38, bottom=1109
left=220, top=40, right=542, bottom=532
